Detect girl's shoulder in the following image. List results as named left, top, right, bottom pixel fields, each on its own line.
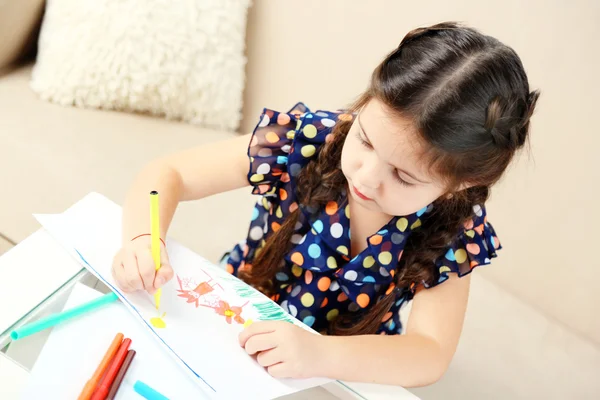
left=247, top=103, right=354, bottom=196
left=429, top=205, right=502, bottom=288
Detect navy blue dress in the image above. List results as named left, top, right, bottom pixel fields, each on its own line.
left=224, top=103, right=501, bottom=335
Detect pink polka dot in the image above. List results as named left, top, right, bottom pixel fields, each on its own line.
left=466, top=243, right=480, bottom=255
left=277, top=113, right=291, bottom=125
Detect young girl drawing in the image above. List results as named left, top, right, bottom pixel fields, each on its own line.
left=112, top=22, right=539, bottom=386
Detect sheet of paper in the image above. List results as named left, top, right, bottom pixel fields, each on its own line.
left=35, top=192, right=330, bottom=400
left=22, top=283, right=210, bottom=400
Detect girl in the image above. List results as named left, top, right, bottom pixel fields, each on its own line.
left=112, top=22, right=539, bottom=387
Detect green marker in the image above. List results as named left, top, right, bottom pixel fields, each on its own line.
left=10, top=292, right=119, bottom=340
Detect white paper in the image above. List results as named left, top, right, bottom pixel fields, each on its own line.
left=22, top=283, right=209, bottom=400
left=35, top=192, right=330, bottom=400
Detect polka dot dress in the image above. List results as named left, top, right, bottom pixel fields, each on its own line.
left=225, top=102, right=502, bottom=335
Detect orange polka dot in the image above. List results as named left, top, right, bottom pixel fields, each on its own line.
left=277, top=113, right=291, bottom=125
left=265, top=131, right=279, bottom=143
left=357, top=293, right=370, bottom=308
left=382, top=312, right=393, bottom=322
left=271, top=222, right=281, bottom=232
left=337, top=292, right=348, bottom=302
left=466, top=243, right=480, bottom=255
left=317, top=277, right=331, bottom=291
left=226, top=264, right=234, bottom=274
left=279, top=188, right=288, bottom=200
left=397, top=250, right=404, bottom=262
left=325, top=201, right=338, bottom=215
left=369, top=235, right=383, bottom=245
left=390, top=269, right=395, bottom=277
left=464, top=219, right=474, bottom=230
left=305, top=270, right=313, bottom=284
left=338, top=113, right=353, bottom=121
left=325, top=133, right=334, bottom=143
left=289, top=202, right=298, bottom=213
left=385, top=283, right=396, bottom=295
left=286, top=285, right=293, bottom=293
left=321, top=297, right=329, bottom=308
left=281, top=172, right=291, bottom=183
left=291, top=252, right=304, bottom=266
left=470, top=261, right=479, bottom=268
left=474, top=224, right=484, bottom=235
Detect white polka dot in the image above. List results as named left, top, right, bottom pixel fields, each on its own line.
left=344, top=270, right=358, bottom=281
left=330, top=223, right=343, bottom=239
left=259, top=114, right=270, bottom=127
left=291, top=234, right=303, bottom=244
left=256, top=163, right=271, bottom=175
left=379, top=266, right=390, bottom=277
left=257, top=148, right=272, bottom=157
left=288, top=304, right=298, bottom=317
left=315, top=111, right=329, bottom=117
left=321, top=118, right=336, bottom=127
left=291, top=286, right=302, bottom=297
left=299, top=234, right=307, bottom=244
left=473, top=204, right=482, bottom=216
left=249, top=226, right=264, bottom=241
left=329, top=281, right=340, bottom=291
left=281, top=300, right=289, bottom=311
left=282, top=145, right=291, bottom=153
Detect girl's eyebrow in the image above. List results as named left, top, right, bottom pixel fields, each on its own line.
left=357, top=113, right=431, bottom=185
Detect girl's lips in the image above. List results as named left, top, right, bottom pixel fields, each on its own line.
left=353, top=186, right=373, bottom=201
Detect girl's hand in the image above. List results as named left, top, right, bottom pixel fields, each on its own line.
left=111, top=236, right=174, bottom=294
left=238, top=321, right=326, bottom=379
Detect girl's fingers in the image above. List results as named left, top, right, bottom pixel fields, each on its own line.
left=238, top=321, right=281, bottom=347
left=244, top=333, right=278, bottom=355
left=256, top=348, right=282, bottom=367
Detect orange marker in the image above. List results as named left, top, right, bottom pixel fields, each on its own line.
left=78, top=333, right=124, bottom=400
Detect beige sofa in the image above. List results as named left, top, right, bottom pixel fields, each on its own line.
left=2, top=1, right=599, bottom=399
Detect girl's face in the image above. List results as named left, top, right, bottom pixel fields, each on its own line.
left=341, top=98, right=447, bottom=217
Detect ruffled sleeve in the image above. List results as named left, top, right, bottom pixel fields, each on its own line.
left=247, top=102, right=309, bottom=197
left=430, top=204, right=502, bottom=287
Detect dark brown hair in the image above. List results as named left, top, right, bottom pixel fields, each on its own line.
left=240, top=22, right=540, bottom=335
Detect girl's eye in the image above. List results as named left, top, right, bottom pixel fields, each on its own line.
left=355, top=131, right=372, bottom=148
left=395, top=171, right=413, bottom=187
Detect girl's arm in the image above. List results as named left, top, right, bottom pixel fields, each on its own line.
left=317, top=273, right=470, bottom=387
left=113, top=133, right=251, bottom=293
left=122, top=133, right=252, bottom=243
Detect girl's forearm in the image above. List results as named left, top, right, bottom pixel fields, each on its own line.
left=121, top=163, right=184, bottom=244
left=316, top=333, right=446, bottom=387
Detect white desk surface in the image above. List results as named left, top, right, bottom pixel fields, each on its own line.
left=0, top=218, right=418, bottom=400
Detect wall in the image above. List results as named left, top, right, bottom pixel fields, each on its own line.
left=242, top=0, right=600, bottom=344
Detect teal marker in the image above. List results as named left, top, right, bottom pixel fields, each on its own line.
left=10, top=292, right=119, bottom=340
left=134, top=380, right=169, bottom=400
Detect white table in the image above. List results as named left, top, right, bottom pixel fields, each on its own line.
left=0, top=226, right=418, bottom=400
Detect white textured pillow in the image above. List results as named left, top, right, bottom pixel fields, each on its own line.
left=31, top=0, right=250, bottom=131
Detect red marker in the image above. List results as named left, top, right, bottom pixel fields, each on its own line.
left=90, top=338, right=132, bottom=400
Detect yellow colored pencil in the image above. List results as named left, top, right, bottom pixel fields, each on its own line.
left=150, top=191, right=162, bottom=309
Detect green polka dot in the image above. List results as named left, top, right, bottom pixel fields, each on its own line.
left=275, top=206, right=283, bottom=218
left=301, top=292, right=315, bottom=307
left=301, top=145, right=316, bottom=157
left=337, top=245, right=349, bottom=256
left=286, top=130, right=295, bottom=139
left=455, top=249, right=468, bottom=264
left=345, top=205, right=350, bottom=219
left=303, top=124, right=317, bottom=138
left=326, top=309, right=339, bottom=321
left=249, top=174, right=264, bottom=183
left=396, top=218, right=408, bottom=232
left=411, top=219, right=422, bottom=229
left=363, top=256, right=375, bottom=268
left=378, top=252, right=392, bottom=265
left=292, top=265, right=303, bottom=277
left=327, top=256, right=338, bottom=269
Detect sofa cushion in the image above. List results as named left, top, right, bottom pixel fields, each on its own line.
left=30, top=0, right=250, bottom=131
left=0, top=0, right=45, bottom=71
